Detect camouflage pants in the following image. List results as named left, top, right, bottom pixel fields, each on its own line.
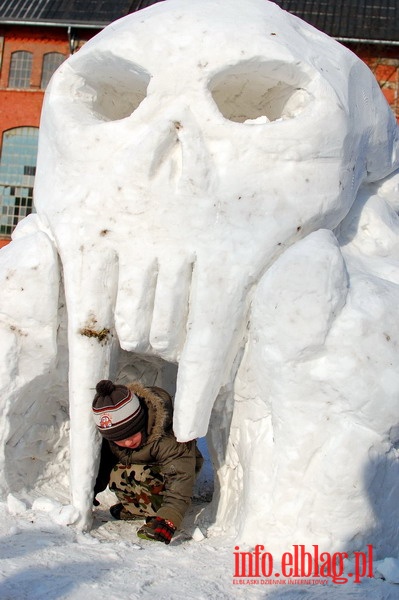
left=109, top=463, right=165, bottom=518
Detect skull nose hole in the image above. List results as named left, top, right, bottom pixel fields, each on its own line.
left=73, top=55, right=151, bottom=122
left=209, top=60, right=311, bottom=123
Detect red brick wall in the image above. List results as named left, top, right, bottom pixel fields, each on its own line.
left=0, top=26, right=68, bottom=87
left=0, top=25, right=96, bottom=245
left=0, top=89, right=44, bottom=133
left=0, top=24, right=95, bottom=128
left=345, top=43, right=399, bottom=123
left=0, top=26, right=71, bottom=136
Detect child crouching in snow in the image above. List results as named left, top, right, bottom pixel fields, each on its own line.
left=92, top=379, right=203, bottom=545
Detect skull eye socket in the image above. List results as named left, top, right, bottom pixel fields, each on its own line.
left=209, top=60, right=312, bottom=124
left=71, top=55, right=150, bottom=122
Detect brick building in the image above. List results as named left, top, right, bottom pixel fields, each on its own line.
left=0, top=26, right=72, bottom=247
left=0, top=0, right=398, bottom=247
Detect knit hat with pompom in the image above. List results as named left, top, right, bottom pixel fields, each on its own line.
left=92, top=380, right=146, bottom=441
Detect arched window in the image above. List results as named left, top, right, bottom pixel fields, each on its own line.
left=8, top=51, right=33, bottom=88
left=0, top=127, right=39, bottom=237
left=41, top=52, right=66, bottom=89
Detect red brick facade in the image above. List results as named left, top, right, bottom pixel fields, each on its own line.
left=0, top=25, right=95, bottom=140
left=0, top=25, right=96, bottom=245
left=0, top=26, right=67, bottom=132
left=348, top=43, right=399, bottom=122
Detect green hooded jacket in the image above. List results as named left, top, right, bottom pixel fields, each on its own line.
left=94, top=381, right=203, bottom=528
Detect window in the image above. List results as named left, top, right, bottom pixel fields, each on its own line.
left=8, top=51, right=33, bottom=88
left=41, top=52, right=66, bottom=89
left=0, top=127, right=39, bottom=237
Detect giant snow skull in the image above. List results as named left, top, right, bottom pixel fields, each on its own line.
left=33, top=0, right=398, bottom=527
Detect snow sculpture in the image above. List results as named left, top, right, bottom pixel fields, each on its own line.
left=1, top=0, right=399, bottom=556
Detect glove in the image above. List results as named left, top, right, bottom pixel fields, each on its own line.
left=137, top=516, right=176, bottom=545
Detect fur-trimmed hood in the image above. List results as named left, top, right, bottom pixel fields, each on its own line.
left=126, top=381, right=173, bottom=446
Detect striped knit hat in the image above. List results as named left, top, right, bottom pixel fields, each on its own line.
left=92, top=380, right=146, bottom=441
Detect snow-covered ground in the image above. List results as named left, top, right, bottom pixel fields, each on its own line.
left=1, top=441, right=399, bottom=600
left=1, top=504, right=399, bottom=600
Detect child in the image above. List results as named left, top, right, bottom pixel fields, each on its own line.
left=92, top=379, right=203, bottom=544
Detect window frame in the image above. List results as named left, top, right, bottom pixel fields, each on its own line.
left=8, top=50, right=33, bottom=89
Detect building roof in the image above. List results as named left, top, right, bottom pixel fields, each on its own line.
left=274, top=0, right=399, bottom=44
left=0, top=0, right=161, bottom=28
left=0, top=0, right=397, bottom=43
